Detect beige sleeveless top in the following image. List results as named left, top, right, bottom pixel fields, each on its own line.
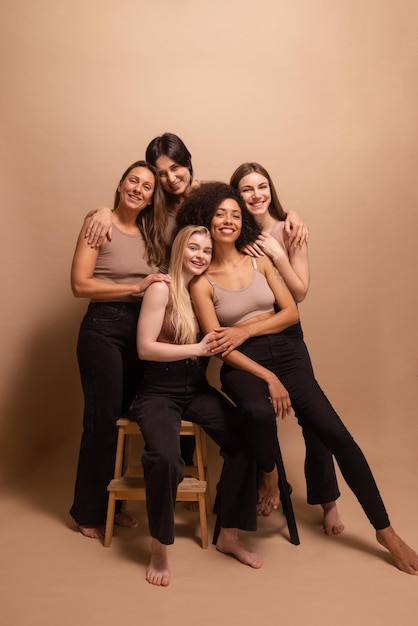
left=205, top=258, right=275, bottom=326
left=93, top=224, right=157, bottom=302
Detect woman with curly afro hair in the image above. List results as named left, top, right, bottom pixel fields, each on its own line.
left=176, top=181, right=418, bottom=575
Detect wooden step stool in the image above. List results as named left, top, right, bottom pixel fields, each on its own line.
left=104, top=416, right=210, bottom=548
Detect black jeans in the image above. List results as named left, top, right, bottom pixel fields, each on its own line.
left=282, top=322, right=340, bottom=504
left=70, top=301, right=142, bottom=526
left=220, top=333, right=390, bottom=531
left=133, top=359, right=257, bottom=545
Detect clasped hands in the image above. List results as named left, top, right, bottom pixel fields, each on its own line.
left=206, top=326, right=250, bottom=357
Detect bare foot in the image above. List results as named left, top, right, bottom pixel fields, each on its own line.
left=216, top=528, right=263, bottom=568
left=76, top=523, right=105, bottom=540
left=376, top=526, right=418, bottom=575
left=146, top=539, right=170, bottom=586
left=114, top=512, right=138, bottom=528
left=257, top=468, right=280, bottom=516
left=321, top=501, right=345, bottom=535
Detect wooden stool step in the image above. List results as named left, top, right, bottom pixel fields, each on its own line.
left=108, top=476, right=207, bottom=499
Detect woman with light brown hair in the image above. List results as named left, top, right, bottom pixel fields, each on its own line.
left=70, top=160, right=170, bottom=539
left=230, top=162, right=343, bottom=533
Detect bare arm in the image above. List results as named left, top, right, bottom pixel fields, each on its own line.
left=137, top=282, right=222, bottom=362
left=243, top=230, right=310, bottom=302
left=285, top=237, right=310, bottom=302
left=255, top=232, right=310, bottom=303
left=71, top=218, right=169, bottom=300
left=197, top=256, right=299, bottom=356
left=84, top=207, right=114, bottom=248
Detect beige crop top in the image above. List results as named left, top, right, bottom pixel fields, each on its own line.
left=205, top=257, right=275, bottom=326
left=93, top=224, right=157, bottom=302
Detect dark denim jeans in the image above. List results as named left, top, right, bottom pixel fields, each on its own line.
left=70, top=301, right=142, bottom=526
left=282, top=322, right=340, bottom=504
left=133, top=359, right=257, bottom=545
left=221, top=333, right=390, bottom=530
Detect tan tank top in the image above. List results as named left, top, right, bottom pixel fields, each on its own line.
left=93, top=224, right=157, bottom=302
left=269, top=220, right=287, bottom=253
left=205, top=257, right=275, bottom=326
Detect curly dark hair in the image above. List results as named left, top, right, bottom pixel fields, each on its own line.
left=176, top=182, right=261, bottom=249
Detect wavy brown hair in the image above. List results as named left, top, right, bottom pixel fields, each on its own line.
left=230, top=162, right=287, bottom=221
left=113, top=160, right=166, bottom=267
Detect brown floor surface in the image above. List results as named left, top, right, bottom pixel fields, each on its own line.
left=1, top=430, right=417, bottom=626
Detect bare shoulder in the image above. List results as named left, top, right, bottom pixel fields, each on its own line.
left=190, top=273, right=211, bottom=295
left=255, top=254, right=285, bottom=283
left=148, top=280, right=170, bottom=294
left=144, top=280, right=170, bottom=304
left=255, top=254, right=275, bottom=271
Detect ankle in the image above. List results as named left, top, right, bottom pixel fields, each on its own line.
left=321, top=501, right=337, bottom=512
left=218, top=528, right=238, bottom=543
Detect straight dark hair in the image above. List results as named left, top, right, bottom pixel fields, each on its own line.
left=146, top=133, right=193, bottom=181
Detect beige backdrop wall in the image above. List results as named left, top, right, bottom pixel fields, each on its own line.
left=1, top=0, right=417, bottom=487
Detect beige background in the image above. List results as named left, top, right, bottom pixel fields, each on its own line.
left=1, top=0, right=417, bottom=624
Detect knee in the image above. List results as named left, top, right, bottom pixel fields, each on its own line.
left=241, top=400, right=275, bottom=430
left=326, top=425, right=357, bottom=455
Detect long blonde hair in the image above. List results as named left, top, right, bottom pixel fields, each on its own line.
left=169, top=225, right=211, bottom=345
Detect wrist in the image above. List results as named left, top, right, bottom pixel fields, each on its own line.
left=133, top=282, right=142, bottom=296
left=270, top=252, right=285, bottom=264
left=264, top=371, right=276, bottom=385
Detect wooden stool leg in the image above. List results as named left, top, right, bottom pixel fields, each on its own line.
left=197, top=492, right=208, bottom=549
left=193, top=425, right=211, bottom=511
left=190, top=424, right=209, bottom=548
left=104, top=493, right=116, bottom=547
left=104, top=422, right=127, bottom=547
left=113, top=426, right=126, bottom=479
left=204, top=482, right=212, bottom=512
left=201, top=433, right=212, bottom=511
